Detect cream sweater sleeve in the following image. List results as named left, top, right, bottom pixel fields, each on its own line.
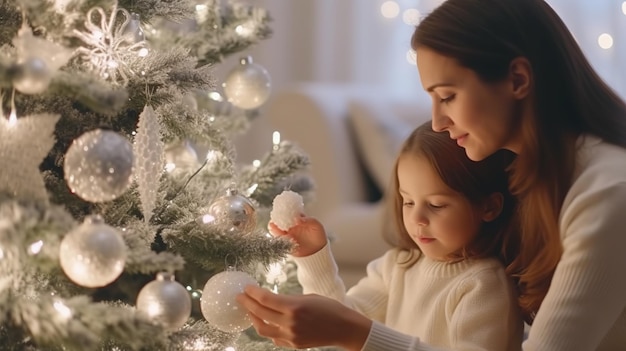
left=294, top=244, right=394, bottom=320
left=523, top=179, right=626, bottom=351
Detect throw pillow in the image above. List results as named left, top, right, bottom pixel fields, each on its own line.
left=348, top=100, right=413, bottom=192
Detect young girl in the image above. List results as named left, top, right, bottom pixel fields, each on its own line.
left=238, top=122, right=523, bottom=350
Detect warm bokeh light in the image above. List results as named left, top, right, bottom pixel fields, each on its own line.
left=598, top=33, right=614, bottom=49
left=406, top=49, right=417, bottom=65
left=402, top=8, right=421, bottom=26
left=381, top=1, right=400, bottom=19
left=622, top=1, right=626, bottom=15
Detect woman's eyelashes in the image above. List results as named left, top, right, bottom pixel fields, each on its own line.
left=439, top=94, right=456, bottom=104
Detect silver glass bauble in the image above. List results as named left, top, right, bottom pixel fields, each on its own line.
left=200, top=188, right=257, bottom=234
left=136, top=272, right=192, bottom=331
left=64, top=129, right=134, bottom=203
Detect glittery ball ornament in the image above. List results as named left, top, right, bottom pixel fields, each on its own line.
left=222, top=56, right=271, bottom=110
left=200, top=189, right=257, bottom=234
left=59, top=215, right=127, bottom=288
left=200, top=269, right=259, bottom=332
left=64, top=129, right=134, bottom=203
left=136, top=272, right=191, bottom=331
left=270, top=190, right=305, bottom=231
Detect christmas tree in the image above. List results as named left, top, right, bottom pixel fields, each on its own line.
left=0, top=0, right=319, bottom=349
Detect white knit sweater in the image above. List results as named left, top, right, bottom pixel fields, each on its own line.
left=522, top=136, right=626, bottom=351
left=297, top=135, right=626, bottom=351
left=294, top=246, right=523, bottom=351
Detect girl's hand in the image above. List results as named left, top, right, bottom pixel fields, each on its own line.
left=268, top=215, right=328, bottom=257
left=236, top=285, right=372, bottom=350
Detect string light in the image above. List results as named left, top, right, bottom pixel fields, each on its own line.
left=598, top=33, right=613, bottom=49
left=272, top=131, right=280, bottom=151
left=53, top=300, right=72, bottom=320
left=381, top=1, right=400, bottom=19
left=406, top=49, right=417, bottom=65
left=402, top=9, right=421, bottom=26
left=28, top=240, right=43, bottom=255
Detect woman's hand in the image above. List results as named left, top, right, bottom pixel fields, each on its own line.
left=236, top=285, right=372, bottom=350
left=268, top=215, right=328, bottom=257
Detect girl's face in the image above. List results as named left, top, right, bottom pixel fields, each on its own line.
left=416, top=48, right=523, bottom=161
left=397, top=154, right=497, bottom=261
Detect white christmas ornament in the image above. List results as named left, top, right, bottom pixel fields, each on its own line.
left=12, top=24, right=72, bottom=94
left=133, top=105, right=164, bottom=222
left=64, top=129, right=134, bottom=203
left=270, top=190, right=304, bottom=231
left=222, top=56, right=271, bottom=110
left=200, top=270, right=258, bottom=332
left=59, top=215, right=127, bottom=288
left=0, top=114, right=60, bottom=204
left=136, top=272, right=191, bottom=331
left=201, top=189, right=257, bottom=234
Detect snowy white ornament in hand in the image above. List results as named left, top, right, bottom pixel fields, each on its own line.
left=59, top=215, right=127, bottom=288
left=64, top=129, right=134, bottom=203
left=270, top=190, right=304, bottom=231
left=136, top=272, right=191, bottom=331
left=200, top=269, right=259, bottom=332
left=200, top=188, right=257, bottom=234
left=222, top=56, right=271, bottom=110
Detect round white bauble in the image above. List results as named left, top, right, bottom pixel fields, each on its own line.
left=222, top=56, right=271, bottom=110
left=270, top=190, right=305, bottom=231
left=64, top=129, right=134, bottom=203
left=136, top=272, right=191, bottom=331
left=59, top=215, right=126, bottom=288
left=200, top=270, right=259, bottom=333
left=200, top=189, right=257, bottom=234
left=13, top=57, right=51, bottom=95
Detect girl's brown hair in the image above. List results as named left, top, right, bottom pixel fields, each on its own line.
left=411, top=0, right=626, bottom=323
left=384, top=122, right=517, bottom=265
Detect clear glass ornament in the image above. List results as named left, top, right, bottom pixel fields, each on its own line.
left=200, top=269, right=259, bottom=332
left=222, top=56, right=271, bottom=110
left=121, top=13, right=146, bottom=44
left=59, top=215, right=126, bottom=288
left=136, top=272, right=191, bottom=331
left=200, top=188, right=257, bottom=234
left=13, top=57, right=51, bottom=95
left=64, top=129, right=134, bottom=203
left=164, top=140, right=199, bottom=173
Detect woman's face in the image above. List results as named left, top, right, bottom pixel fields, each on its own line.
left=416, top=48, right=522, bottom=161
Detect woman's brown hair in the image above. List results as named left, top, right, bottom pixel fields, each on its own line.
left=411, top=0, right=626, bottom=323
left=384, top=122, right=516, bottom=265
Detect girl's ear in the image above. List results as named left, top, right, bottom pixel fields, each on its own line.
left=482, top=193, right=504, bottom=222
left=509, top=56, right=532, bottom=99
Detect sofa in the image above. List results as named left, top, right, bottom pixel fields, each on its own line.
left=265, top=82, right=432, bottom=287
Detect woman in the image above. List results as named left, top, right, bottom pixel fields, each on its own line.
left=238, top=0, right=626, bottom=350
